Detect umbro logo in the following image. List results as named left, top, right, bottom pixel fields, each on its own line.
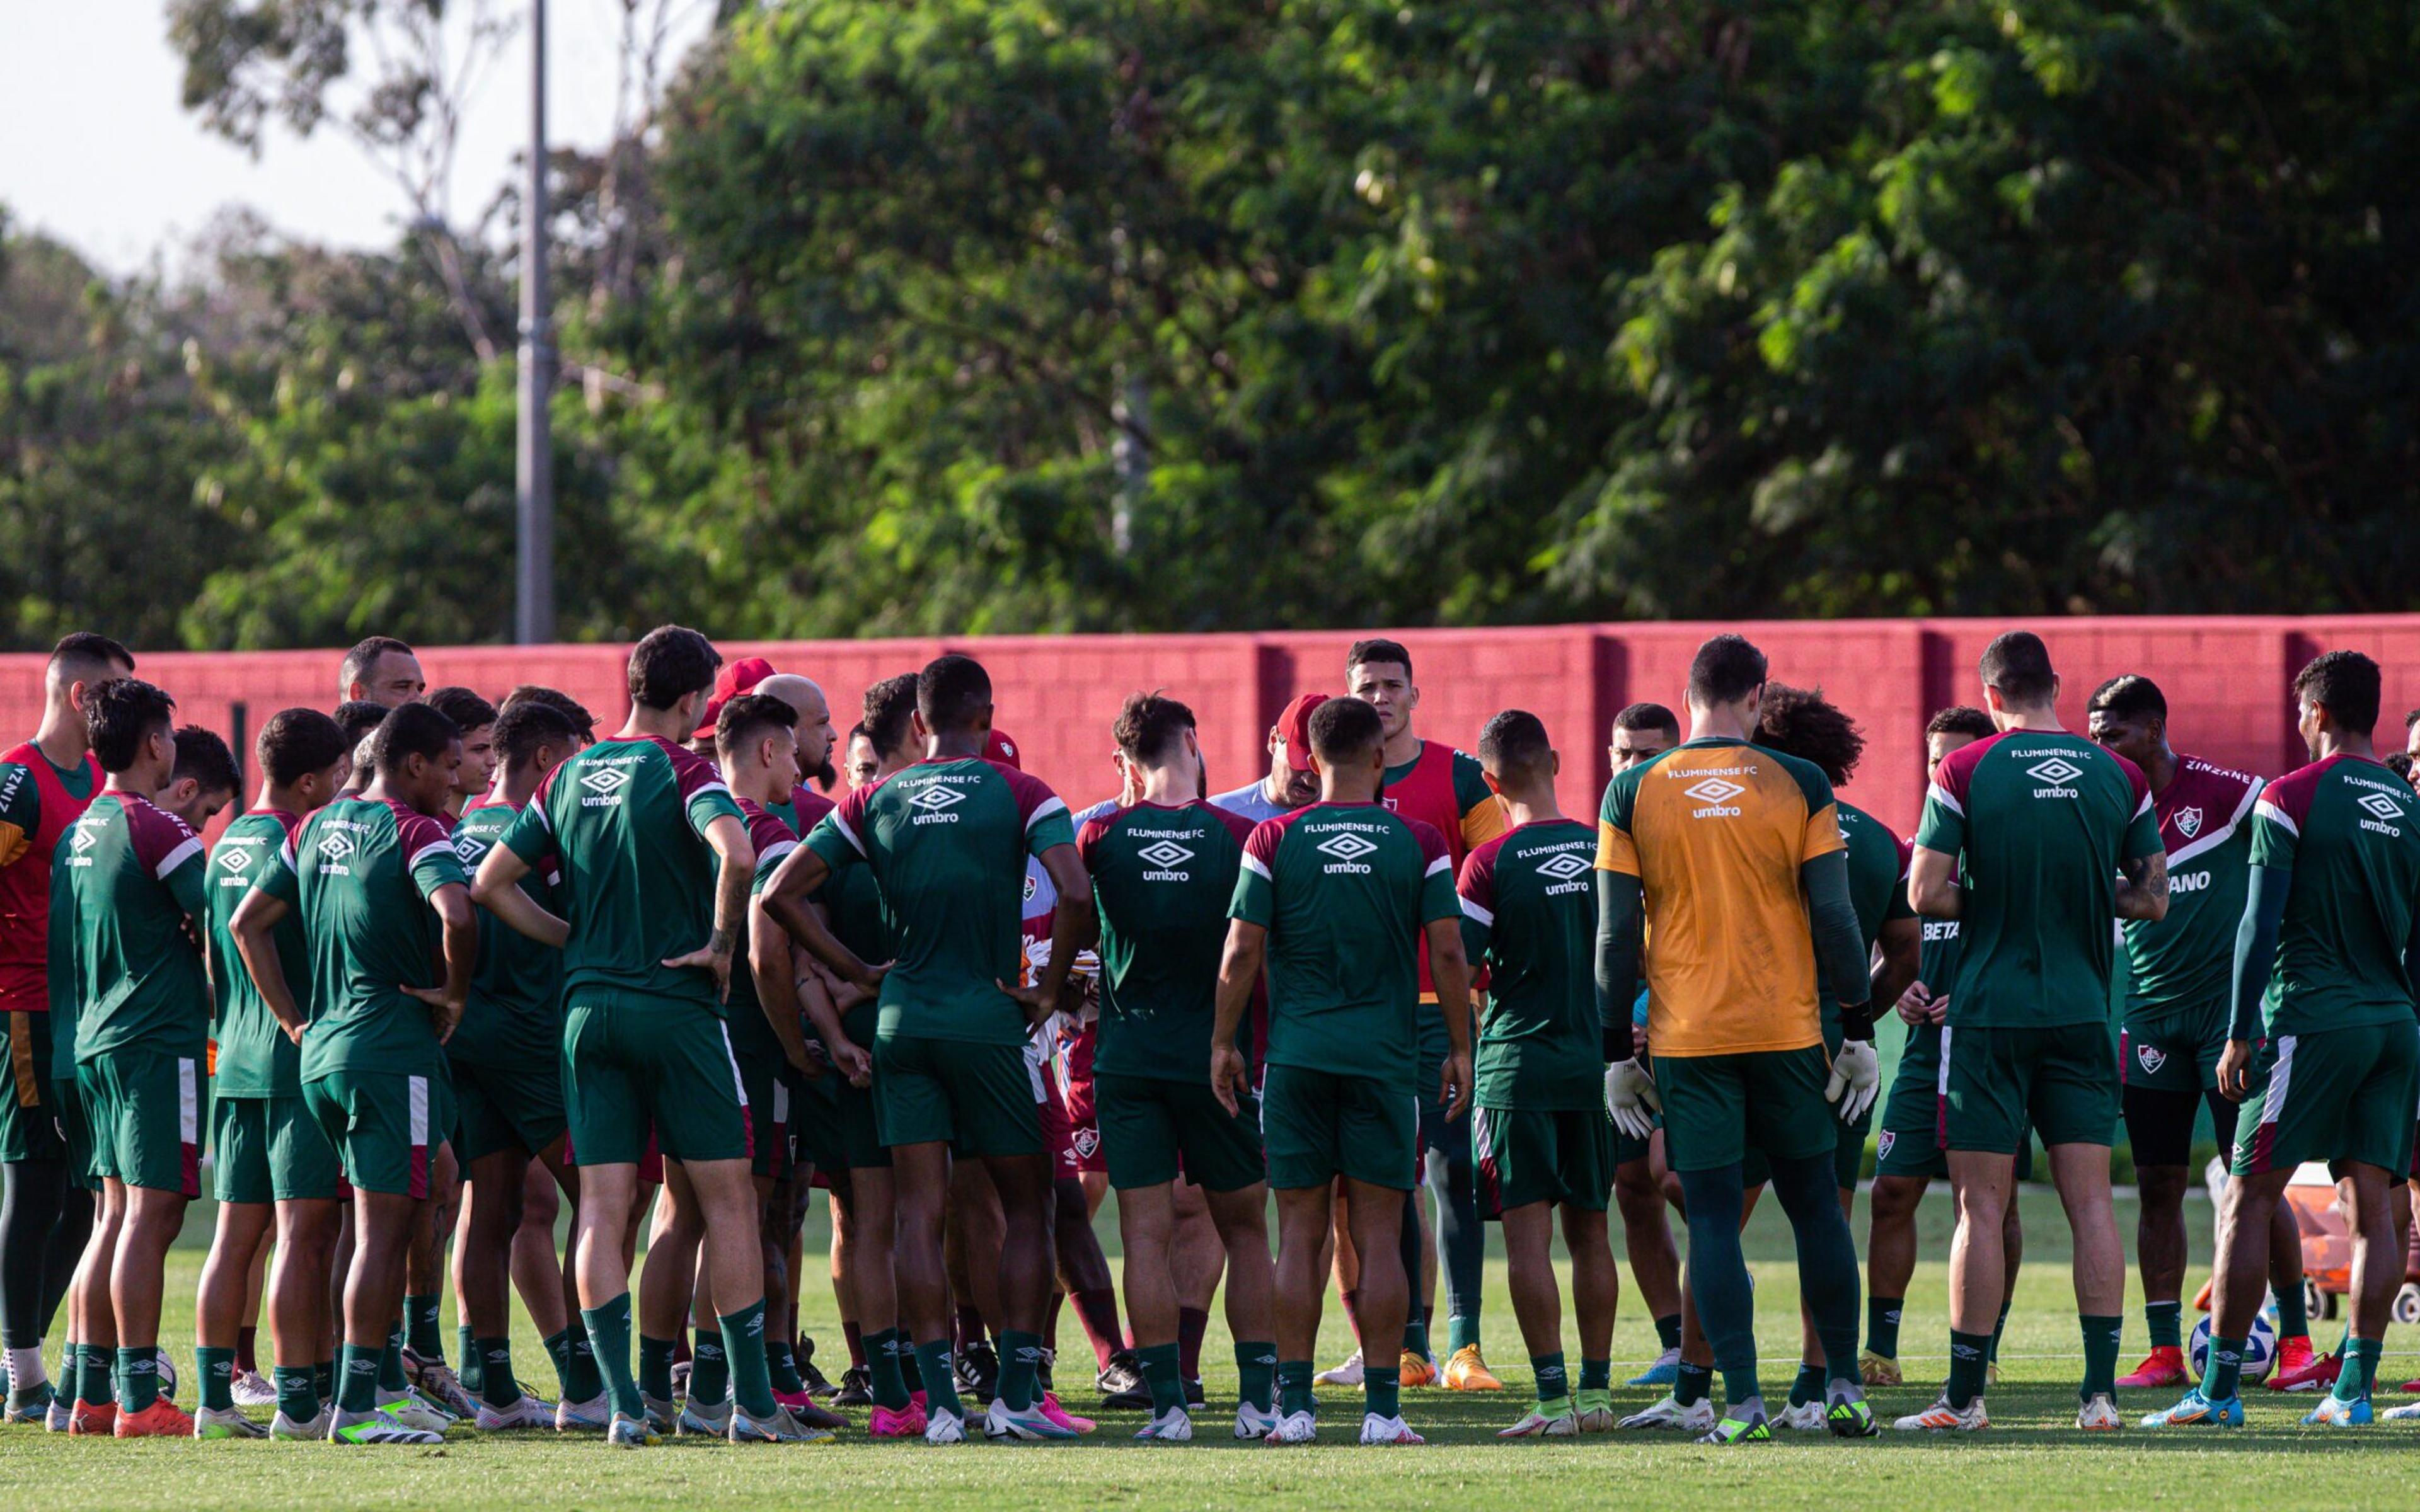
left=2026, top=758, right=2084, bottom=786
left=1138, top=840, right=1195, bottom=869
left=1683, top=778, right=1744, bottom=805
left=316, top=832, right=356, bottom=862
left=907, top=784, right=965, bottom=813
left=214, top=848, right=250, bottom=873
left=2174, top=806, right=2204, bottom=839
left=2136, top=1043, right=2167, bottom=1076
left=2360, top=792, right=2405, bottom=822
left=579, top=766, right=630, bottom=797
left=69, top=825, right=96, bottom=854
left=1317, top=833, right=1378, bottom=862
left=1536, top=852, right=1591, bottom=882
left=452, top=834, right=486, bottom=864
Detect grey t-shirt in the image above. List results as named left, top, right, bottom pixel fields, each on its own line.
left=1209, top=781, right=1293, bottom=827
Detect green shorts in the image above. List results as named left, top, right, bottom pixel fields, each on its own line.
left=212, top=1093, right=343, bottom=1204
left=303, top=1068, right=452, bottom=1198
left=52, top=1076, right=98, bottom=1194
left=79, top=1045, right=205, bottom=1197
left=1095, top=1071, right=1264, bottom=1194
left=735, top=1055, right=800, bottom=1181
left=1652, top=1045, right=1835, bottom=1174
left=2232, top=1023, right=2420, bottom=1177
left=1612, top=1113, right=1659, bottom=1168
left=1474, top=1105, right=1614, bottom=1215
left=825, top=1077, right=890, bottom=1171
left=449, top=1050, right=568, bottom=1165
left=1260, top=1064, right=1417, bottom=1191
left=0, top=1010, right=68, bottom=1164
left=2121, top=1009, right=2225, bottom=1094
left=872, top=1033, right=1042, bottom=1158
left=562, top=994, right=748, bottom=1167
left=1944, top=1021, right=2118, bottom=1153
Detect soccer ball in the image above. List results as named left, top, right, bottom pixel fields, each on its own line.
left=2189, top=1312, right=2277, bottom=1385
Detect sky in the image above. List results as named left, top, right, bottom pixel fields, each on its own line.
left=0, top=1, right=715, bottom=274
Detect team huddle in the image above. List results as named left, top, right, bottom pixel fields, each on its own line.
left=1, top=621, right=2417, bottom=1449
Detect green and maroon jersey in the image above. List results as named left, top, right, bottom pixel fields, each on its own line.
left=728, top=796, right=818, bottom=1067
left=451, top=794, right=564, bottom=1067
left=1229, top=801, right=1457, bottom=1092
left=1076, top=799, right=1256, bottom=1085
left=207, top=809, right=309, bottom=1097
left=0, top=742, right=100, bottom=1016
left=256, top=796, right=467, bottom=1079
left=804, top=755, right=1076, bottom=1045
left=1456, top=818, right=1598, bottom=1111
left=499, top=735, right=746, bottom=1015
left=1915, top=730, right=2160, bottom=1029
left=60, top=789, right=208, bottom=1060
left=2121, top=755, right=2263, bottom=1029
left=2244, top=753, right=2420, bottom=1038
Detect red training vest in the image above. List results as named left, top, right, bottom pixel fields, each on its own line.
left=0, top=740, right=103, bottom=1014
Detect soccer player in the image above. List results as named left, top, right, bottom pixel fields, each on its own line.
left=53, top=679, right=211, bottom=1439
left=194, top=708, right=351, bottom=1440
left=1208, top=692, right=1325, bottom=824
left=447, top=697, right=591, bottom=1431
left=229, top=702, right=473, bottom=1445
left=1751, top=684, right=1920, bottom=1428
left=1343, top=638, right=1506, bottom=1392
left=163, top=727, right=241, bottom=832
left=1456, top=711, right=1620, bottom=1439
left=0, top=633, right=131, bottom=1428
left=759, top=654, right=1089, bottom=1444
left=1076, top=692, right=1277, bottom=1443
left=1216, top=694, right=1472, bottom=1446
left=339, top=637, right=427, bottom=707
left=1596, top=635, right=1877, bottom=1445
left=2148, top=651, right=2420, bottom=1429
left=2085, top=675, right=2315, bottom=1389
left=332, top=702, right=391, bottom=798
left=1903, top=631, right=2166, bottom=1432
left=1858, top=706, right=2029, bottom=1390
left=1601, top=702, right=1687, bottom=1389
left=428, top=687, right=499, bottom=823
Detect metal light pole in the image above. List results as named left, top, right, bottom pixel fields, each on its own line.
left=514, top=0, right=556, bottom=644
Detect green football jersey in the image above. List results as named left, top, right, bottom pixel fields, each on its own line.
left=254, top=796, right=467, bottom=1079
left=728, top=797, right=815, bottom=1066
left=1456, top=817, right=1599, bottom=1111
left=1915, top=729, right=2160, bottom=1029
left=451, top=796, right=565, bottom=1067
left=2121, top=755, right=2264, bottom=1026
left=59, top=790, right=209, bottom=1060
left=207, top=809, right=310, bottom=1097
left=1229, top=800, right=1458, bottom=1092
left=818, top=854, right=890, bottom=1048
left=804, top=755, right=1076, bottom=1046
left=1827, top=798, right=1913, bottom=1023
left=498, top=735, right=747, bottom=1016
left=1076, top=799, right=1257, bottom=1085
left=2246, top=753, right=2420, bottom=1037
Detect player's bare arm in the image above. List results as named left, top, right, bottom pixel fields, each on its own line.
left=663, top=810, right=756, bottom=998
left=469, top=842, right=570, bottom=948
left=791, top=942, right=871, bottom=1085
left=1209, top=917, right=1265, bottom=1116
left=1423, top=914, right=1474, bottom=1121
left=1907, top=845, right=1961, bottom=919
left=1871, top=915, right=1922, bottom=1018
left=401, top=879, right=476, bottom=1043
left=756, top=842, right=885, bottom=993
left=228, top=886, right=307, bottom=1043
left=2114, top=849, right=2170, bottom=923
left=747, top=903, right=818, bottom=1075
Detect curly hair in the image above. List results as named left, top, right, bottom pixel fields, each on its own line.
left=1755, top=682, right=1866, bottom=788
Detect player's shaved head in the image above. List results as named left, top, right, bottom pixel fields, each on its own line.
left=2293, top=649, right=2382, bottom=738
left=1308, top=695, right=1383, bottom=767
left=754, top=673, right=824, bottom=714
left=1477, top=709, right=1554, bottom=785
left=49, top=631, right=134, bottom=686
left=863, top=674, right=920, bottom=760
left=256, top=707, right=350, bottom=788
left=917, top=655, right=993, bottom=737
left=1685, top=634, right=1767, bottom=709
left=1755, top=683, right=1865, bottom=787
left=1979, top=630, right=2057, bottom=707
left=1113, top=691, right=1196, bottom=767
left=716, top=691, right=800, bottom=760
left=628, top=625, right=722, bottom=711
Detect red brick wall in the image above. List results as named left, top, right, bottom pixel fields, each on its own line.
left=8, top=617, right=2415, bottom=840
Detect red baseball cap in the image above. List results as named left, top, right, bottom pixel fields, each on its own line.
left=695, top=655, right=777, bottom=740
left=984, top=727, right=1022, bottom=770
left=1274, top=692, right=1328, bottom=772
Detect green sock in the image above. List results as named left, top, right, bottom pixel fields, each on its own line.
left=866, top=1329, right=909, bottom=1411
left=458, top=1325, right=483, bottom=1397
left=543, top=1329, right=575, bottom=1399
left=1364, top=1367, right=1401, bottom=1421
left=1990, top=1297, right=2015, bottom=1363
left=1946, top=1330, right=1991, bottom=1409
left=1578, top=1358, right=1611, bottom=1392
left=2201, top=1335, right=2246, bottom=1402
left=378, top=1326, right=408, bottom=1392
left=405, top=1294, right=443, bottom=1361
left=1137, top=1341, right=1184, bottom=1416
left=2080, top=1314, right=2123, bottom=1401
left=75, top=1344, right=111, bottom=1407
left=1235, top=1341, right=1277, bottom=1413
left=897, top=1336, right=924, bottom=1394
left=476, top=1336, right=521, bottom=1407
left=1448, top=1314, right=1481, bottom=1354
left=1787, top=1361, right=1825, bottom=1408
left=2145, top=1300, right=2182, bottom=1351
left=719, top=1303, right=779, bottom=1419
left=1654, top=1313, right=1681, bottom=1351
left=1719, top=1364, right=1762, bottom=1414
left=690, top=1328, right=729, bottom=1407
left=2274, top=1281, right=2309, bottom=1341
left=997, top=1329, right=1043, bottom=1412
left=198, top=1344, right=236, bottom=1412
left=338, top=1340, right=381, bottom=1414
left=581, top=1294, right=642, bottom=1419
left=2335, top=1336, right=2381, bottom=1404
left=1401, top=1313, right=1430, bottom=1361
left=915, top=1340, right=964, bottom=1419
left=1866, top=1296, right=1903, bottom=1358
left=565, top=1318, right=604, bottom=1402
left=1674, top=1361, right=1712, bottom=1407
left=273, top=1364, right=318, bottom=1422
left=117, top=1347, right=159, bottom=1413
left=638, top=1334, right=677, bottom=1403
left=766, top=1337, right=804, bottom=1395
left=1531, top=1351, right=1567, bottom=1409
left=1277, top=1359, right=1313, bottom=1417
left=313, top=1360, right=335, bottom=1403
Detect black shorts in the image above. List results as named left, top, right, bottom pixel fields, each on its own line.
left=2121, top=1081, right=2237, bottom=1169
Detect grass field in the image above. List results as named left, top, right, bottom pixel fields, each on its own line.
left=9, top=1188, right=2420, bottom=1509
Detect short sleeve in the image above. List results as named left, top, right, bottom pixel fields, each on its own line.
left=1230, top=818, right=1281, bottom=927
left=1784, top=757, right=1845, bottom=864
left=2249, top=793, right=2300, bottom=870
left=1455, top=843, right=1497, bottom=966
left=1884, top=836, right=1918, bottom=920
left=402, top=815, right=470, bottom=898
left=164, top=846, right=208, bottom=920
left=2119, top=764, right=2162, bottom=862
left=0, top=764, right=38, bottom=868
left=1075, top=812, right=1114, bottom=873
left=1413, top=820, right=1458, bottom=927
left=1915, top=788, right=1965, bottom=856
left=805, top=794, right=864, bottom=876
left=1595, top=773, right=1640, bottom=877
left=251, top=833, right=301, bottom=907
left=500, top=777, right=557, bottom=867
left=1451, top=752, right=1509, bottom=852
left=748, top=810, right=799, bottom=896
